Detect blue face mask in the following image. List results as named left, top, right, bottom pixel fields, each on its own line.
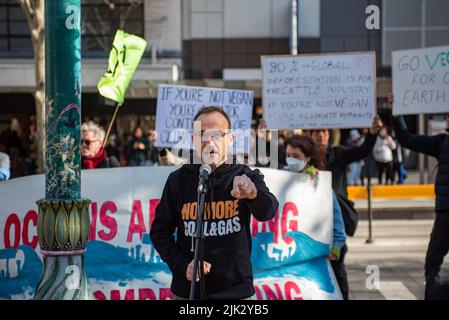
left=286, top=157, right=306, bottom=172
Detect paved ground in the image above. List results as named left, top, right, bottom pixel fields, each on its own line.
left=346, top=219, right=449, bottom=300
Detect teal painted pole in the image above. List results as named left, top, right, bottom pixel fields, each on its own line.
left=34, top=0, right=93, bottom=300
left=45, top=0, right=81, bottom=200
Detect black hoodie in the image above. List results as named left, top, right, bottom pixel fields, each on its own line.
left=150, top=163, right=279, bottom=299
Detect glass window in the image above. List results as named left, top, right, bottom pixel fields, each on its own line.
left=426, top=0, right=449, bottom=27
left=384, top=0, right=422, bottom=28
left=0, top=0, right=144, bottom=57
left=426, top=30, right=449, bottom=47
left=82, top=0, right=144, bottom=56
left=0, top=0, right=31, bottom=56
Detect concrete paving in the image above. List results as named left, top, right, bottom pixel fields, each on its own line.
left=345, top=219, right=449, bottom=300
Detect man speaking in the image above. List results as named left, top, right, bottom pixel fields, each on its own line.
left=150, top=106, right=279, bottom=300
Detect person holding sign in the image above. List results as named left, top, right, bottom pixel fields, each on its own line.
left=150, top=106, right=279, bottom=300
left=284, top=135, right=347, bottom=263
left=310, top=115, right=383, bottom=197
left=390, top=94, right=449, bottom=300
left=310, top=115, right=383, bottom=300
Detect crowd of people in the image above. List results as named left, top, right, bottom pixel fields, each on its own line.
left=0, top=114, right=409, bottom=186
left=1, top=98, right=448, bottom=300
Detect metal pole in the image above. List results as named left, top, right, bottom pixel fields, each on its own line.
left=366, top=160, right=373, bottom=244
left=189, top=186, right=208, bottom=300
left=34, top=0, right=93, bottom=300
left=418, top=114, right=425, bottom=184
left=290, top=0, right=299, bottom=55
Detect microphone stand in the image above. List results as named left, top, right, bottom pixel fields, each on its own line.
left=189, top=175, right=208, bottom=300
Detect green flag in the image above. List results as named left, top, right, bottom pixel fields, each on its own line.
left=98, top=30, right=147, bottom=105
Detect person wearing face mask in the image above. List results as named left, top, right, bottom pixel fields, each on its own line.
left=285, top=135, right=347, bottom=279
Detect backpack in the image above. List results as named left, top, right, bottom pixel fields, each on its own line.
left=335, top=192, right=359, bottom=236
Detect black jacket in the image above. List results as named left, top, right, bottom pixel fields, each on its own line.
left=150, top=164, right=279, bottom=299
left=393, top=116, right=449, bottom=212
left=326, top=133, right=377, bottom=197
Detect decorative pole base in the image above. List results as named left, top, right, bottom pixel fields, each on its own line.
left=34, top=199, right=94, bottom=300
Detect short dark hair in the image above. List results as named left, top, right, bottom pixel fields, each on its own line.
left=193, top=106, right=231, bottom=129
left=285, top=134, right=325, bottom=170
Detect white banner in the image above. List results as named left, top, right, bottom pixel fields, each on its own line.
left=262, top=52, right=377, bottom=129
left=0, top=167, right=341, bottom=300
left=392, top=45, right=449, bottom=115
left=154, top=84, right=254, bottom=153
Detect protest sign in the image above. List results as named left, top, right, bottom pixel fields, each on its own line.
left=392, top=45, right=449, bottom=115
left=262, top=52, right=376, bottom=129
left=155, top=84, right=253, bottom=153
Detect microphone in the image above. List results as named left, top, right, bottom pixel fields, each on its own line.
left=198, top=164, right=211, bottom=193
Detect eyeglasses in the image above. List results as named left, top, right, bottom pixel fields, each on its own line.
left=81, top=139, right=98, bottom=146
left=194, top=130, right=227, bottom=142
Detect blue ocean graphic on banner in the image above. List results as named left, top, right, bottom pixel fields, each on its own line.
left=0, top=230, right=335, bottom=299
left=0, top=167, right=341, bottom=299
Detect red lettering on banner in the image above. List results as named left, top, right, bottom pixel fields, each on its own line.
left=251, top=202, right=299, bottom=244
left=89, top=202, right=98, bottom=240
left=93, top=291, right=106, bottom=300
left=110, top=289, right=135, bottom=300
left=98, top=201, right=117, bottom=241
left=22, top=210, right=38, bottom=249
left=262, top=284, right=281, bottom=300
left=274, top=283, right=283, bottom=299
left=124, top=289, right=135, bottom=300
left=139, top=288, right=156, bottom=300
left=4, top=213, right=20, bottom=248
left=254, top=285, right=263, bottom=300
left=251, top=209, right=279, bottom=243
left=281, top=202, right=299, bottom=245
left=285, top=281, right=303, bottom=300
left=255, top=281, right=303, bottom=300
left=127, top=200, right=146, bottom=242
left=149, top=199, right=160, bottom=229
left=108, top=290, right=120, bottom=300
left=92, top=288, right=173, bottom=300
left=159, top=288, right=173, bottom=300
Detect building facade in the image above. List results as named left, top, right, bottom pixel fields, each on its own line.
left=1, top=0, right=448, bottom=175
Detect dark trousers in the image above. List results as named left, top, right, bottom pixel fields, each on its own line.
left=376, top=161, right=394, bottom=185
left=424, top=212, right=449, bottom=300
left=331, top=244, right=349, bottom=300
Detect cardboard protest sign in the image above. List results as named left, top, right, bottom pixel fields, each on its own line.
left=262, top=52, right=376, bottom=129
left=392, top=45, right=449, bottom=115
left=155, top=84, right=253, bottom=153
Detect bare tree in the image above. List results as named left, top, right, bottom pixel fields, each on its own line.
left=18, top=0, right=45, bottom=173
left=17, top=0, right=144, bottom=173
